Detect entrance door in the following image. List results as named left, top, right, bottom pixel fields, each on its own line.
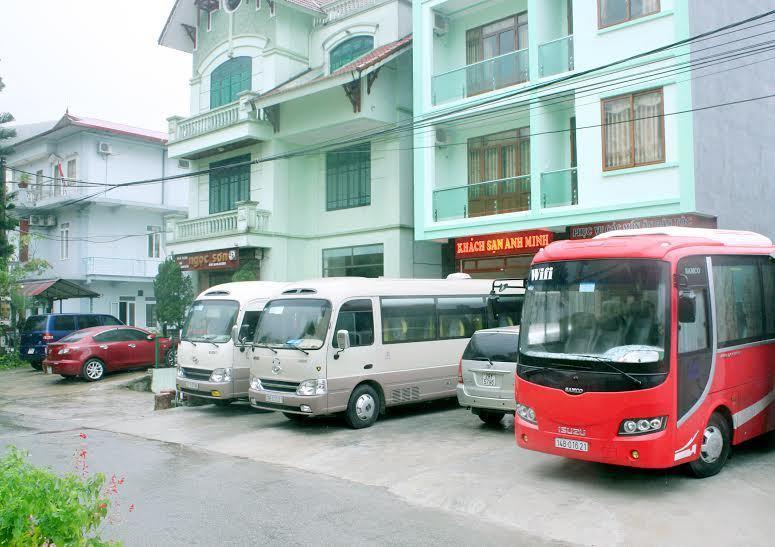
left=119, top=301, right=136, bottom=326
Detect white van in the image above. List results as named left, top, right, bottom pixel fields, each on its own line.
left=246, top=277, right=522, bottom=428
left=176, top=282, right=284, bottom=405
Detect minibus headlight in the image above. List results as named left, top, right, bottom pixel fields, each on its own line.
left=516, top=403, right=537, bottom=425
left=210, top=368, right=233, bottom=383
left=618, top=416, right=667, bottom=436
left=297, top=379, right=327, bottom=396
left=250, top=377, right=263, bottom=391
left=177, top=367, right=184, bottom=378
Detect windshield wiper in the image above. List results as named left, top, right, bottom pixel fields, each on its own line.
left=282, top=342, right=309, bottom=355
left=253, top=343, right=278, bottom=354
left=575, top=354, right=643, bottom=387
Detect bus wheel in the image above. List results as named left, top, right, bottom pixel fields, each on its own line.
left=687, top=412, right=732, bottom=478
left=345, top=384, right=380, bottom=429
left=478, top=411, right=505, bottom=426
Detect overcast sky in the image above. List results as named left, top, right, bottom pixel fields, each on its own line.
left=0, top=0, right=191, bottom=132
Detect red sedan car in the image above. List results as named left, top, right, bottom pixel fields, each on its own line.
left=42, top=326, right=174, bottom=381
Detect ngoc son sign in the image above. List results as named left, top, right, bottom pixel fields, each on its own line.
left=455, top=230, right=554, bottom=259
left=176, top=249, right=239, bottom=271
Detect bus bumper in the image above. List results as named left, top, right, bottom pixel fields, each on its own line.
left=177, top=378, right=244, bottom=401
left=248, top=388, right=328, bottom=415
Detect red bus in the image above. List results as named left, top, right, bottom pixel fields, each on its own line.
left=514, top=228, right=775, bottom=477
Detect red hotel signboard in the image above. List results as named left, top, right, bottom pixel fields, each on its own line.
left=176, top=249, right=240, bottom=271
left=569, top=214, right=717, bottom=240
left=455, top=230, right=554, bottom=260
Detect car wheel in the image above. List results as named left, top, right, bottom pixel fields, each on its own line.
left=82, top=359, right=105, bottom=382
left=30, top=361, right=43, bottom=371
left=478, top=411, right=506, bottom=426
left=687, top=412, right=732, bottom=478
left=345, top=384, right=380, bottom=429
left=283, top=412, right=309, bottom=422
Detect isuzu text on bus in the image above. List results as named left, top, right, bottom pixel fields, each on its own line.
left=514, top=228, right=775, bottom=477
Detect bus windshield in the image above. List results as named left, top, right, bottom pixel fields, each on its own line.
left=519, top=259, right=668, bottom=369
left=182, top=300, right=240, bottom=343
left=255, top=299, right=332, bottom=350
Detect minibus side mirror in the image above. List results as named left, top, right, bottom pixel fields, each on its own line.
left=336, top=330, right=351, bottom=351
left=678, top=290, right=697, bottom=323
left=487, top=295, right=500, bottom=321
left=231, top=325, right=240, bottom=345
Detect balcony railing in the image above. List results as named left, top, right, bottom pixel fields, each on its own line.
left=539, top=35, right=574, bottom=78
left=14, top=183, right=88, bottom=209
left=171, top=102, right=241, bottom=142
left=85, top=257, right=163, bottom=278
left=432, top=49, right=529, bottom=106
left=541, top=167, right=578, bottom=208
left=168, top=201, right=271, bottom=243
left=433, top=176, right=531, bottom=222
left=314, top=0, right=385, bottom=26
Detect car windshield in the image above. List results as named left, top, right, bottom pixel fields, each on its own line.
left=255, top=298, right=332, bottom=350
left=59, top=331, right=91, bottom=343
left=182, top=300, right=240, bottom=343
left=519, top=259, right=668, bottom=367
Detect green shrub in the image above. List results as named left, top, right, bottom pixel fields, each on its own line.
left=0, top=447, right=114, bottom=546
left=0, top=353, right=26, bottom=371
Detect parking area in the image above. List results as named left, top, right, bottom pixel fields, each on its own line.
left=1, top=367, right=774, bottom=546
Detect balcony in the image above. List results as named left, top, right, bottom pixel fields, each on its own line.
left=539, top=35, right=574, bottom=78
left=433, top=176, right=531, bottom=222
left=167, top=201, right=271, bottom=244
left=13, top=183, right=88, bottom=212
left=540, top=167, right=578, bottom=208
left=167, top=93, right=273, bottom=160
left=432, top=49, right=529, bottom=106
left=84, top=257, right=163, bottom=278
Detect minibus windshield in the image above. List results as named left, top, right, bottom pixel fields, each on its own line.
left=519, top=259, right=668, bottom=370
left=255, top=299, right=332, bottom=350
left=182, top=300, right=240, bottom=343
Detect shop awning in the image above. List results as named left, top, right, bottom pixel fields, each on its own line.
left=19, top=279, right=100, bottom=301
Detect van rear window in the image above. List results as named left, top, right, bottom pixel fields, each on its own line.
left=51, top=316, right=77, bottom=331
left=463, top=331, right=519, bottom=363
left=23, top=316, right=47, bottom=332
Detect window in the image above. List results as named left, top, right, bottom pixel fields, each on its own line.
left=333, top=299, right=375, bottom=347
left=59, top=223, right=70, bottom=260
left=761, top=260, right=775, bottom=336
left=118, top=298, right=137, bottom=327
left=147, top=225, right=161, bottom=258
left=210, top=56, right=252, bottom=109
left=463, top=331, right=519, bottom=363
left=240, top=310, right=262, bottom=340
left=323, top=244, right=384, bottom=278
left=598, top=0, right=660, bottom=28
left=713, top=257, right=765, bottom=347
left=209, top=154, right=251, bottom=214
left=438, top=297, right=486, bottom=339
left=146, top=303, right=157, bottom=328
left=66, top=159, right=76, bottom=182
left=381, top=298, right=437, bottom=343
left=326, top=143, right=371, bottom=210
left=102, top=315, right=123, bottom=326
left=94, top=329, right=121, bottom=343
left=35, top=170, right=43, bottom=200
left=465, top=14, right=528, bottom=94
left=53, top=163, right=63, bottom=196
left=678, top=288, right=709, bottom=354
left=330, top=36, right=374, bottom=72
left=268, top=0, right=275, bottom=17
left=602, top=88, right=664, bottom=171
left=120, top=329, right=150, bottom=341
left=52, top=316, right=77, bottom=331
left=77, top=315, right=102, bottom=329
left=224, top=0, right=242, bottom=12
left=256, top=0, right=261, bottom=9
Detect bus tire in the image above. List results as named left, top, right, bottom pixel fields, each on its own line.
left=345, top=384, right=380, bottom=429
left=478, top=411, right=505, bottom=426
left=687, top=412, right=732, bottom=478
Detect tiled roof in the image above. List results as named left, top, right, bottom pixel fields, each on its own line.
left=57, top=114, right=168, bottom=144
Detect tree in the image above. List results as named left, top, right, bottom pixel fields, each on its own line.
left=0, top=75, right=15, bottom=158
left=232, top=259, right=259, bottom=282
left=153, top=258, right=194, bottom=335
left=1, top=74, right=18, bottom=266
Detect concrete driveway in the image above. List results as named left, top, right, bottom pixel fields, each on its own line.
left=1, top=367, right=773, bottom=546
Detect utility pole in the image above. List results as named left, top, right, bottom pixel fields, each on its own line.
left=0, top=156, right=6, bottom=271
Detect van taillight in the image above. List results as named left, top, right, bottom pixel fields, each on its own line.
left=42, top=333, right=54, bottom=342
left=458, top=359, right=463, bottom=384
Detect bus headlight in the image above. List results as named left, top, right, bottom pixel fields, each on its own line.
left=210, top=368, right=233, bottom=383
left=516, top=403, right=537, bottom=424
left=250, top=377, right=263, bottom=390
left=297, top=379, right=327, bottom=396
left=619, top=416, right=667, bottom=436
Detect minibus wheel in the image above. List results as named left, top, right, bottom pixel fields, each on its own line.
left=345, top=384, right=380, bottom=429
left=687, top=412, right=731, bottom=478
left=478, top=411, right=505, bottom=426
left=81, top=359, right=105, bottom=382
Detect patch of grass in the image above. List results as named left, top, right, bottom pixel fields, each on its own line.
left=0, top=354, right=27, bottom=371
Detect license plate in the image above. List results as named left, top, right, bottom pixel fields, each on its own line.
left=266, top=393, right=283, bottom=404
left=555, top=438, right=589, bottom=452
left=45, top=366, right=53, bottom=375
left=480, top=372, right=497, bottom=387
left=28, top=348, right=35, bottom=355
left=185, top=381, right=199, bottom=390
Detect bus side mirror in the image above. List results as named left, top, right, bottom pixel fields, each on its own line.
left=678, top=291, right=697, bottom=323
left=487, top=295, right=500, bottom=320
left=336, top=330, right=351, bottom=351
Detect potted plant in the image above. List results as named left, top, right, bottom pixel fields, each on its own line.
left=18, top=173, right=29, bottom=189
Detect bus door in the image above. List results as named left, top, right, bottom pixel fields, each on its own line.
left=234, top=299, right=268, bottom=380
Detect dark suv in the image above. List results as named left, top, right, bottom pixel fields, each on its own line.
left=20, top=313, right=123, bottom=369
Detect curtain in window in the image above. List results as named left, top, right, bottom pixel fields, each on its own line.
left=603, top=96, right=632, bottom=169
left=634, top=91, right=664, bottom=164
left=599, top=0, right=628, bottom=27
left=631, top=0, right=660, bottom=18
left=466, top=28, right=483, bottom=64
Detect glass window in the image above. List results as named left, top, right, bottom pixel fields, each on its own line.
left=762, top=260, right=775, bottom=336
left=51, top=316, right=77, bottom=331
left=94, top=330, right=121, bottom=343
left=240, top=310, right=262, bottom=340
left=77, top=315, right=102, bottom=329
left=326, top=143, right=371, bottom=211
left=330, top=36, right=374, bottom=73
left=102, top=315, right=123, bottom=326
left=182, top=300, right=240, bottom=343
left=210, top=56, right=252, bottom=109
left=147, top=226, right=161, bottom=258
left=602, top=88, right=664, bottom=171
left=60, top=331, right=92, bottom=343
left=255, top=299, right=332, bottom=350
left=146, top=304, right=157, bottom=327
left=120, top=329, right=150, bottom=341
left=333, top=299, right=375, bottom=348
left=224, top=0, right=242, bottom=12
left=438, top=297, right=486, bottom=339
left=23, top=316, right=48, bottom=332
left=323, top=244, right=383, bottom=278
left=678, top=288, right=709, bottom=354
left=209, top=154, right=251, bottom=214
left=490, top=295, right=525, bottom=328
left=119, top=301, right=136, bottom=326
left=463, top=331, right=519, bottom=363
left=599, top=0, right=660, bottom=28
left=713, top=258, right=764, bottom=347
left=381, top=298, right=437, bottom=343
left=59, top=223, right=70, bottom=260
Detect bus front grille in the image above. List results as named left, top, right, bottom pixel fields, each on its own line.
left=260, top=379, right=300, bottom=393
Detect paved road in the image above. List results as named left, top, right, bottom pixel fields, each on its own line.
left=1, top=367, right=774, bottom=546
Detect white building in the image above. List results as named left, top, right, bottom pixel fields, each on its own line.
left=6, top=113, right=189, bottom=328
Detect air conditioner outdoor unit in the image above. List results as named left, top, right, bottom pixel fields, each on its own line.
left=435, top=127, right=449, bottom=147
left=433, top=13, right=449, bottom=36
left=45, top=215, right=57, bottom=227
left=98, top=142, right=113, bottom=155
left=178, top=159, right=191, bottom=169
left=29, top=215, right=44, bottom=227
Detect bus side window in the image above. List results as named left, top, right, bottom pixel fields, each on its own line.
left=241, top=311, right=262, bottom=341
left=678, top=288, right=709, bottom=354
left=333, top=299, right=374, bottom=348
